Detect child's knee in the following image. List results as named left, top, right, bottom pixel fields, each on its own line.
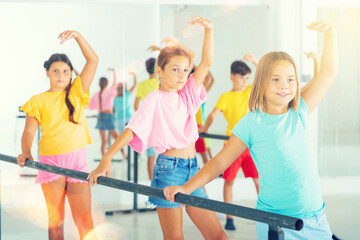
left=224, top=180, right=234, bottom=187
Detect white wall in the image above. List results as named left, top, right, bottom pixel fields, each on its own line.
left=317, top=7, right=360, bottom=176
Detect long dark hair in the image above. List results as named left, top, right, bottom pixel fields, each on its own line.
left=99, top=77, right=108, bottom=112
left=44, top=53, right=77, bottom=124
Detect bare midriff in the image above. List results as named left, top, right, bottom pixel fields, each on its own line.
left=161, top=143, right=196, bottom=159
left=101, top=109, right=112, bottom=114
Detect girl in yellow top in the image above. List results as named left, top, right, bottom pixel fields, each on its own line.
left=17, top=30, right=98, bottom=240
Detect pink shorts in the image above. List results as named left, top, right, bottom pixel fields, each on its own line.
left=222, top=148, right=258, bottom=181
left=36, top=147, right=88, bottom=184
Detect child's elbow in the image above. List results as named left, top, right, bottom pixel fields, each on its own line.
left=203, top=59, right=213, bottom=68
left=89, top=54, right=99, bottom=64
left=93, top=55, right=99, bottom=63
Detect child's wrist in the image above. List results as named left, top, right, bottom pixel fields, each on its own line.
left=325, top=27, right=337, bottom=36
left=74, top=32, right=80, bottom=39
left=103, top=152, right=114, bottom=162
left=182, top=184, right=192, bottom=194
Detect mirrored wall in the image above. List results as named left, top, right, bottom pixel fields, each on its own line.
left=0, top=1, right=359, bottom=180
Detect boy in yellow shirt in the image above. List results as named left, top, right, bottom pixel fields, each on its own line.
left=133, top=58, right=159, bottom=179
left=201, top=53, right=259, bottom=230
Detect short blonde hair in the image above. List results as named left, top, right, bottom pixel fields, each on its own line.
left=249, top=51, right=300, bottom=112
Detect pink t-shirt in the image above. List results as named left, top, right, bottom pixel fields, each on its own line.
left=88, top=86, right=117, bottom=112
left=126, top=74, right=206, bottom=154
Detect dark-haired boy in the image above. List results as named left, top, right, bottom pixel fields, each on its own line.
left=134, top=57, right=159, bottom=180
left=201, top=53, right=259, bottom=230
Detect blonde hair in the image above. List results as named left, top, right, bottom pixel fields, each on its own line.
left=155, top=46, right=191, bottom=86
left=249, top=51, right=300, bottom=112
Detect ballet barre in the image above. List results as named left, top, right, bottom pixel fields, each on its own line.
left=0, top=153, right=303, bottom=240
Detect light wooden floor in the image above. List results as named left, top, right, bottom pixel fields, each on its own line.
left=2, top=195, right=359, bottom=240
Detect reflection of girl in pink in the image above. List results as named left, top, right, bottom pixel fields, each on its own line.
left=89, top=68, right=126, bottom=159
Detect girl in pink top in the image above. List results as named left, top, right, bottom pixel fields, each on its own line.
left=88, top=17, right=227, bottom=240
left=89, top=68, right=126, bottom=158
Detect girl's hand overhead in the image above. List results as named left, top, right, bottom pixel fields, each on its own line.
left=161, top=37, right=179, bottom=48
left=58, top=30, right=80, bottom=44
left=305, top=51, right=319, bottom=60
left=188, top=16, right=213, bottom=30
left=307, top=21, right=336, bottom=35
left=147, top=45, right=162, bottom=52
left=244, top=52, right=257, bottom=63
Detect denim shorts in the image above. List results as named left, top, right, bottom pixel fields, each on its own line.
left=256, top=208, right=332, bottom=240
left=147, top=154, right=208, bottom=208
left=96, top=113, right=116, bottom=130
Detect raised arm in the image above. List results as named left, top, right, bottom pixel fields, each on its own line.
left=128, top=72, right=137, bottom=93
left=201, top=107, right=221, bottom=133
left=203, top=71, right=215, bottom=92
left=307, top=52, right=320, bottom=77
left=243, top=52, right=259, bottom=67
left=301, top=21, right=338, bottom=113
left=58, top=31, right=99, bottom=93
left=164, top=134, right=247, bottom=202
left=107, top=68, right=117, bottom=87
left=134, top=97, right=141, bottom=111
left=191, top=17, right=214, bottom=88
left=301, top=52, right=320, bottom=93
left=147, top=45, right=162, bottom=52
left=87, top=128, right=134, bottom=185
left=17, top=115, right=39, bottom=167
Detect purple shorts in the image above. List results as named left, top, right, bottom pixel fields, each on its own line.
left=36, top=147, right=88, bottom=184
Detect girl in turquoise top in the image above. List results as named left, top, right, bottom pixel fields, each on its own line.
left=164, top=21, right=338, bottom=239
left=113, top=71, right=137, bottom=133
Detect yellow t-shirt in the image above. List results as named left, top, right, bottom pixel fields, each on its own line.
left=195, top=105, right=204, bottom=125
left=20, top=76, right=93, bottom=155
left=215, top=85, right=252, bottom=136
left=136, top=78, right=160, bottom=100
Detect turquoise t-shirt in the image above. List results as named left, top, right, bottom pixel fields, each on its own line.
left=232, top=98, right=324, bottom=218
left=113, top=91, right=132, bottom=121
